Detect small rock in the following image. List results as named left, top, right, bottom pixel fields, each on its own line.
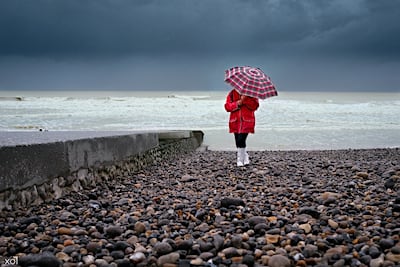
left=154, top=242, right=173, bottom=256
left=356, top=172, right=369, bottom=178
left=82, top=255, right=95, bottom=265
left=254, top=223, right=269, bottom=233
left=115, top=241, right=131, bottom=251
left=95, top=259, right=109, bottom=267
left=196, top=222, right=210, bottom=232
left=266, top=234, right=280, bottom=244
left=157, top=252, right=180, bottom=266
left=105, top=225, right=123, bottom=237
left=236, top=183, right=246, bottom=190
left=56, top=251, right=71, bottom=262
left=190, top=257, right=204, bottom=266
left=268, top=254, right=291, bottom=267
left=110, top=250, right=125, bottom=259
left=302, top=244, right=319, bottom=258
left=243, top=254, right=255, bottom=266
left=57, top=227, right=73, bottom=235
left=213, top=234, right=224, bottom=251
left=385, top=178, right=396, bottom=189
left=386, top=252, right=400, bottom=263
left=129, top=252, right=146, bottom=264
left=20, top=216, right=41, bottom=225
left=370, top=254, right=384, bottom=267
left=220, top=197, right=245, bottom=207
left=231, top=235, right=242, bottom=248
left=181, top=174, right=197, bottom=182
left=134, top=221, right=146, bottom=233
left=177, top=239, right=193, bottom=250
left=328, top=219, right=339, bottom=229
left=369, top=246, right=381, bottom=258
left=221, top=247, right=239, bottom=258
left=299, top=207, right=320, bottom=218
left=299, top=223, right=311, bottom=234
left=248, top=216, right=266, bottom=226
left=86, top=241, right=102, bottom=253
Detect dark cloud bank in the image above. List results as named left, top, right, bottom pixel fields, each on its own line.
left=0, top=0, right=399, bottom=92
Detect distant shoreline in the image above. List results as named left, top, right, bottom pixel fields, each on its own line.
left=1, top=89, right=399, bottom=98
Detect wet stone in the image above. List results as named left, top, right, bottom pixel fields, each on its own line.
left=299, top=207, right=320, bottom=218
left=248, top=216, right=266, bottom=226
left=105, top=225, right=123, bottom=237
left=220, top=197, right=245, bottom=208
left=268, top=254, right=291, bottom=267
left=379, top=238, right=395, bottom=249
left=153, top=241, right=173, bottom=256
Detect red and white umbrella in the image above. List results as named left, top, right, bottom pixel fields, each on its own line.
left=224, top=66, right=278, bottom=99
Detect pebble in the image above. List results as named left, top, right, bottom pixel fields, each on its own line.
left=268, top=254, right=291, bottom=267
left=105, top=225, right=123, bottom=237
left=82, top=255, right=95, bottom=265
left=129, top=251, right=146, bottom=263
left=0, top=148, right=399, bottom=267
left=134, top=221, right=146, bottom=233
left=153, top=241, right=173, bottom=256
left=157, top=252, right=180, bottom=266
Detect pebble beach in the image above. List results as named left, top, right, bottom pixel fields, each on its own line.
left=1, top=148, right=400, bottom=267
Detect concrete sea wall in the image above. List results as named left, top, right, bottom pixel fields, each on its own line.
left=0, top=130, right=204, bottom=210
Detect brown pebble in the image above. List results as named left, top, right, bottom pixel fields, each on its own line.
left=58, top=227, right=73, bottom=235
left=134, top=221, right=146, bottom=233
left=266, top=234, right=280, bottom=244
left=157, top=252, right=180, bottom=266
left=63, top=239, right=74, bottom=246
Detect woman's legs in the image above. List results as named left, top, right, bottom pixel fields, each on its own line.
left=234, top=133, right=249, bottom=166
left=234, top=133, right=248, bottom=148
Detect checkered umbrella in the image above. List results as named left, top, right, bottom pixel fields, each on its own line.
left=224, top=66, right=278, bottom=99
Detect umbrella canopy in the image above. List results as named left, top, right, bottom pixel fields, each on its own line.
left=224, top=66, right=278, bottom=99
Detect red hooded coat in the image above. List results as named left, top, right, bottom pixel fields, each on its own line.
left=224, top=89, right=259, bottom=133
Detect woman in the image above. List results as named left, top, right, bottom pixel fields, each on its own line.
left=224, top=88, right=259, bottom=166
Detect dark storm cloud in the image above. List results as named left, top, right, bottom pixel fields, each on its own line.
left=1, top=0, right=399, bottom=60
left=0, top=0, right=399, bottom=91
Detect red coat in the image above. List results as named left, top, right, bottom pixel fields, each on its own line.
left=224, top=89, right=259, bottom=133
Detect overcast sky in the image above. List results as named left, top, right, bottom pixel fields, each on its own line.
left=0, top=0, right=399, bottom=92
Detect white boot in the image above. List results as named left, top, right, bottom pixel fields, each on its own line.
left=243, top=149, right=250, bottom=165
left=237, top=148, right=244, bottom=167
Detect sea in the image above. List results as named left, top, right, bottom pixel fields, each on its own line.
left=0, top=90, right=399, bottom=151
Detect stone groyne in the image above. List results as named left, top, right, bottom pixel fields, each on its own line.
left=0, top=130, right=204, bottom=210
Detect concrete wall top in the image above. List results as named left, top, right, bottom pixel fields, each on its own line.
left=0, top=131, right=160, bottom=192
left=0, top=131, right=151, bottom=147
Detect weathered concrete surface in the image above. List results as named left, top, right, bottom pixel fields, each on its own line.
left=0, top=130, right=204, bottom=210
left=0, top=131, right=148, bottom=147
left=0, top=142, right=70, bottom=192
left=0, top=132, right=158, bottom=192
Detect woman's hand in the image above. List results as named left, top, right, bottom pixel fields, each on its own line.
left=237, top=95, right=246, bottom=106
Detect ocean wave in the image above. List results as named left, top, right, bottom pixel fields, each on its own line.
left=13, top=125, right=46, bottom=130
left=64, top=96, right=112, bottom=101
left=0, top=96, right=24, bottom=101
left=167, top=94, right=211, bottom=100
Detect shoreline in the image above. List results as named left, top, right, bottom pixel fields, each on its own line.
left=1, top=89, right=399, bottom=97
left=1, top=129, right=399, bottom=152
left=1, top=147, right=399, bottom=266
left=202, top=128, right=400, bottom=151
